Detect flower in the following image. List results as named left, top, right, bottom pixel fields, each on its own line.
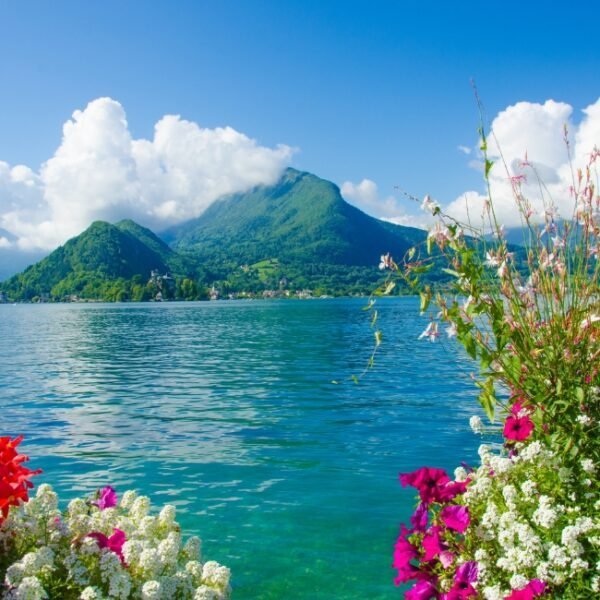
left=0, top=435, right=41, bottom=521
left=400, top=467, right=450, bottom=504
left=88, top=528, right=127, bottom=564
left=422, top=526, right=445, bottom=561
left=406, top=579, right=439, bottom=599
left=440, top=505, right=470, bottom=533
left=503, top=415, right=534, bottom=441
left=94, top=486, right=118, bottom=510
left=393, top=525, right=420, bottom=584
left=504, top=579, right=546, bottom=599
left=443, top=562, right=478, bottom=599
left=410, top=502, right=429, bottom=532
left=419, top=322, right=440, bottom=343
left=421, top=195, right=441, bottom=215
left=446, top=322, right=458, bottom=338
left=379, top=253, right=393, bottom=270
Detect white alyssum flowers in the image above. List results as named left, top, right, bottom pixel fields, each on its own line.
left=0, top=485, right=231, bottom=599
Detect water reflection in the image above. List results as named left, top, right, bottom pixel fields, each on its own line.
left=0, top=299, right=483, bottom=599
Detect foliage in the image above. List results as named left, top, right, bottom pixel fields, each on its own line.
left=381, top=124, right=599, bottom=598
left=0, top=221, right=207, bottom=302
left=0, top=169, right=464, bottom=302
left=0, top=443, right=231, bottom=600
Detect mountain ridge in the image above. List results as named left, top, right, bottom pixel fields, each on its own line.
left=0, top=169, right=429, bottom=300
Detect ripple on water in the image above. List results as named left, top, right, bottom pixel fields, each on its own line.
left=0, top=298, right=484, bottom=599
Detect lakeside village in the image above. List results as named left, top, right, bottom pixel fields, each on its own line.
left=0, top=269, right=324, bottom=304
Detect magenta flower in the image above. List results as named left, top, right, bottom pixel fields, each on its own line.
left=88, top=528, right=127, bottom=564
left=442, top=561, right=478, bottom=599
left=93, top=486, right=118, bottom=510
left=422, top=526, right=445, bottom=562
left=439, top=551, right=454, bottom=569
left=504, top=579, right=546, bottom=599
left=400, top=467, right=451, bottom=505
left=503, top=414, right=534, bottom=441
left=393, top=525, right=420, bottom=584
left=437, top=480, right=469, bottom=502
left=406, top=579, right=439, bottom=599
left=410, top=502, right=429, bottom=532
left=440, top=505, right=470, bottom=533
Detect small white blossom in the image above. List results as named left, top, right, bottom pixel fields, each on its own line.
left=581, top=459, right=596, bottom=474
left=469, top=415, right=483, bottom=434
left=141, top=580, right=162, bottom=600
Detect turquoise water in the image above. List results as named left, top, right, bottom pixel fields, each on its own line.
left=0, top=298, right=482, bottom=599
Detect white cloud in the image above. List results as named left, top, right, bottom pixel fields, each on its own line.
left=0, top=97, right=294, bottom=253
left=445, top=98, right=600, bottom=229
left=457, top=145, right=472, bottom=155
left=341, top=178, right=429, bottom=229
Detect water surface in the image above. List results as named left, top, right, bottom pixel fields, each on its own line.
left=0, top=298, right=481, bottom=598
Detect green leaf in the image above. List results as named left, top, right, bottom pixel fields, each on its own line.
left=478, top=377, right=496, bottom=422
left=412, top=264, right=434, bottom=274
left=442, top=268, right=460, bottom=278
left=371, top=309, right=378, bottom=327
left=485, top=159, right=494, bottom=177
left=384, top=281, right=396, bottom=295
left=351, top=375, right=359, bottom=384
left=374, top=330, right=382, bottom=347
left=407, top=247, right=416, bottom=260
left=576, top=387, right=584, bottom=403
left=463, top=334, right=477, bottom=359
left=419, top=291, right=431, bottom=314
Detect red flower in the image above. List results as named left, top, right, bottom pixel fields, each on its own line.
left=0, top=435, right=41, bottom=522
left=503, top=415, right=534, bottom=441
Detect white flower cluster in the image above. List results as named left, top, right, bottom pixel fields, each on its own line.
left=462, top=439, right=600, bottom=596
left=0, top=485, right=231, bottom=599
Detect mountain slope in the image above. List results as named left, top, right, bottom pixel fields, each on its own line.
left=0, top=221, right=195, bottom=301
left=165, top=168, right=426, bottom=268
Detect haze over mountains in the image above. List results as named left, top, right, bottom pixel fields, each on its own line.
left=0, top=169, right=429, bottom=301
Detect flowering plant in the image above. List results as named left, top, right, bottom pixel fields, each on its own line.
left=380, top=120, right=599, bottom=598
left=0, top=442, right=231, bottom=599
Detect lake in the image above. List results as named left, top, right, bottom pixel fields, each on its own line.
left=0, top=298, right=482, bottom=599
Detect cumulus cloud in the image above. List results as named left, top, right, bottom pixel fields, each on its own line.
left=445, top=98, right=600, bottom=229
left=341, top=178, right=429, bottom=228
left=0, top=97, right=294, bottom=253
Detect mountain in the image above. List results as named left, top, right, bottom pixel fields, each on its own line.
left=1, top=169, right=433, bottom=301
left=165, top=168, right=426, bottom=269
left=0, top=220, right=201, bottom=301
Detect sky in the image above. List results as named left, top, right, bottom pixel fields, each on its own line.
left=0, top=0, right=598, bottom=275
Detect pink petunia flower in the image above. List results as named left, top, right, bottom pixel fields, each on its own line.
left=504, top=579, right=546, bottom=599
left=88, top=528, right=127, bottom=564
left=437, top=480, right=469, bottom=502
left=410, top=502, right=429, bottom=532
left=406, top=579, right=439, bottom=599
left=442, top=561, right=478, bottom=599
left=393, top=525, right=420, bottom=584
left=503, top=415, right=534, bottom=441
left=422, top=526, right=445, bottom=562
left=440, top=505, right=470, bottom=533
left=93, top=486, right=118, bottom=510
left=399, top=467, right=450, bottom=505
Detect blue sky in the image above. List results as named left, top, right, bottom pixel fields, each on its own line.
left=0, top=0, right=598, bottom=271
